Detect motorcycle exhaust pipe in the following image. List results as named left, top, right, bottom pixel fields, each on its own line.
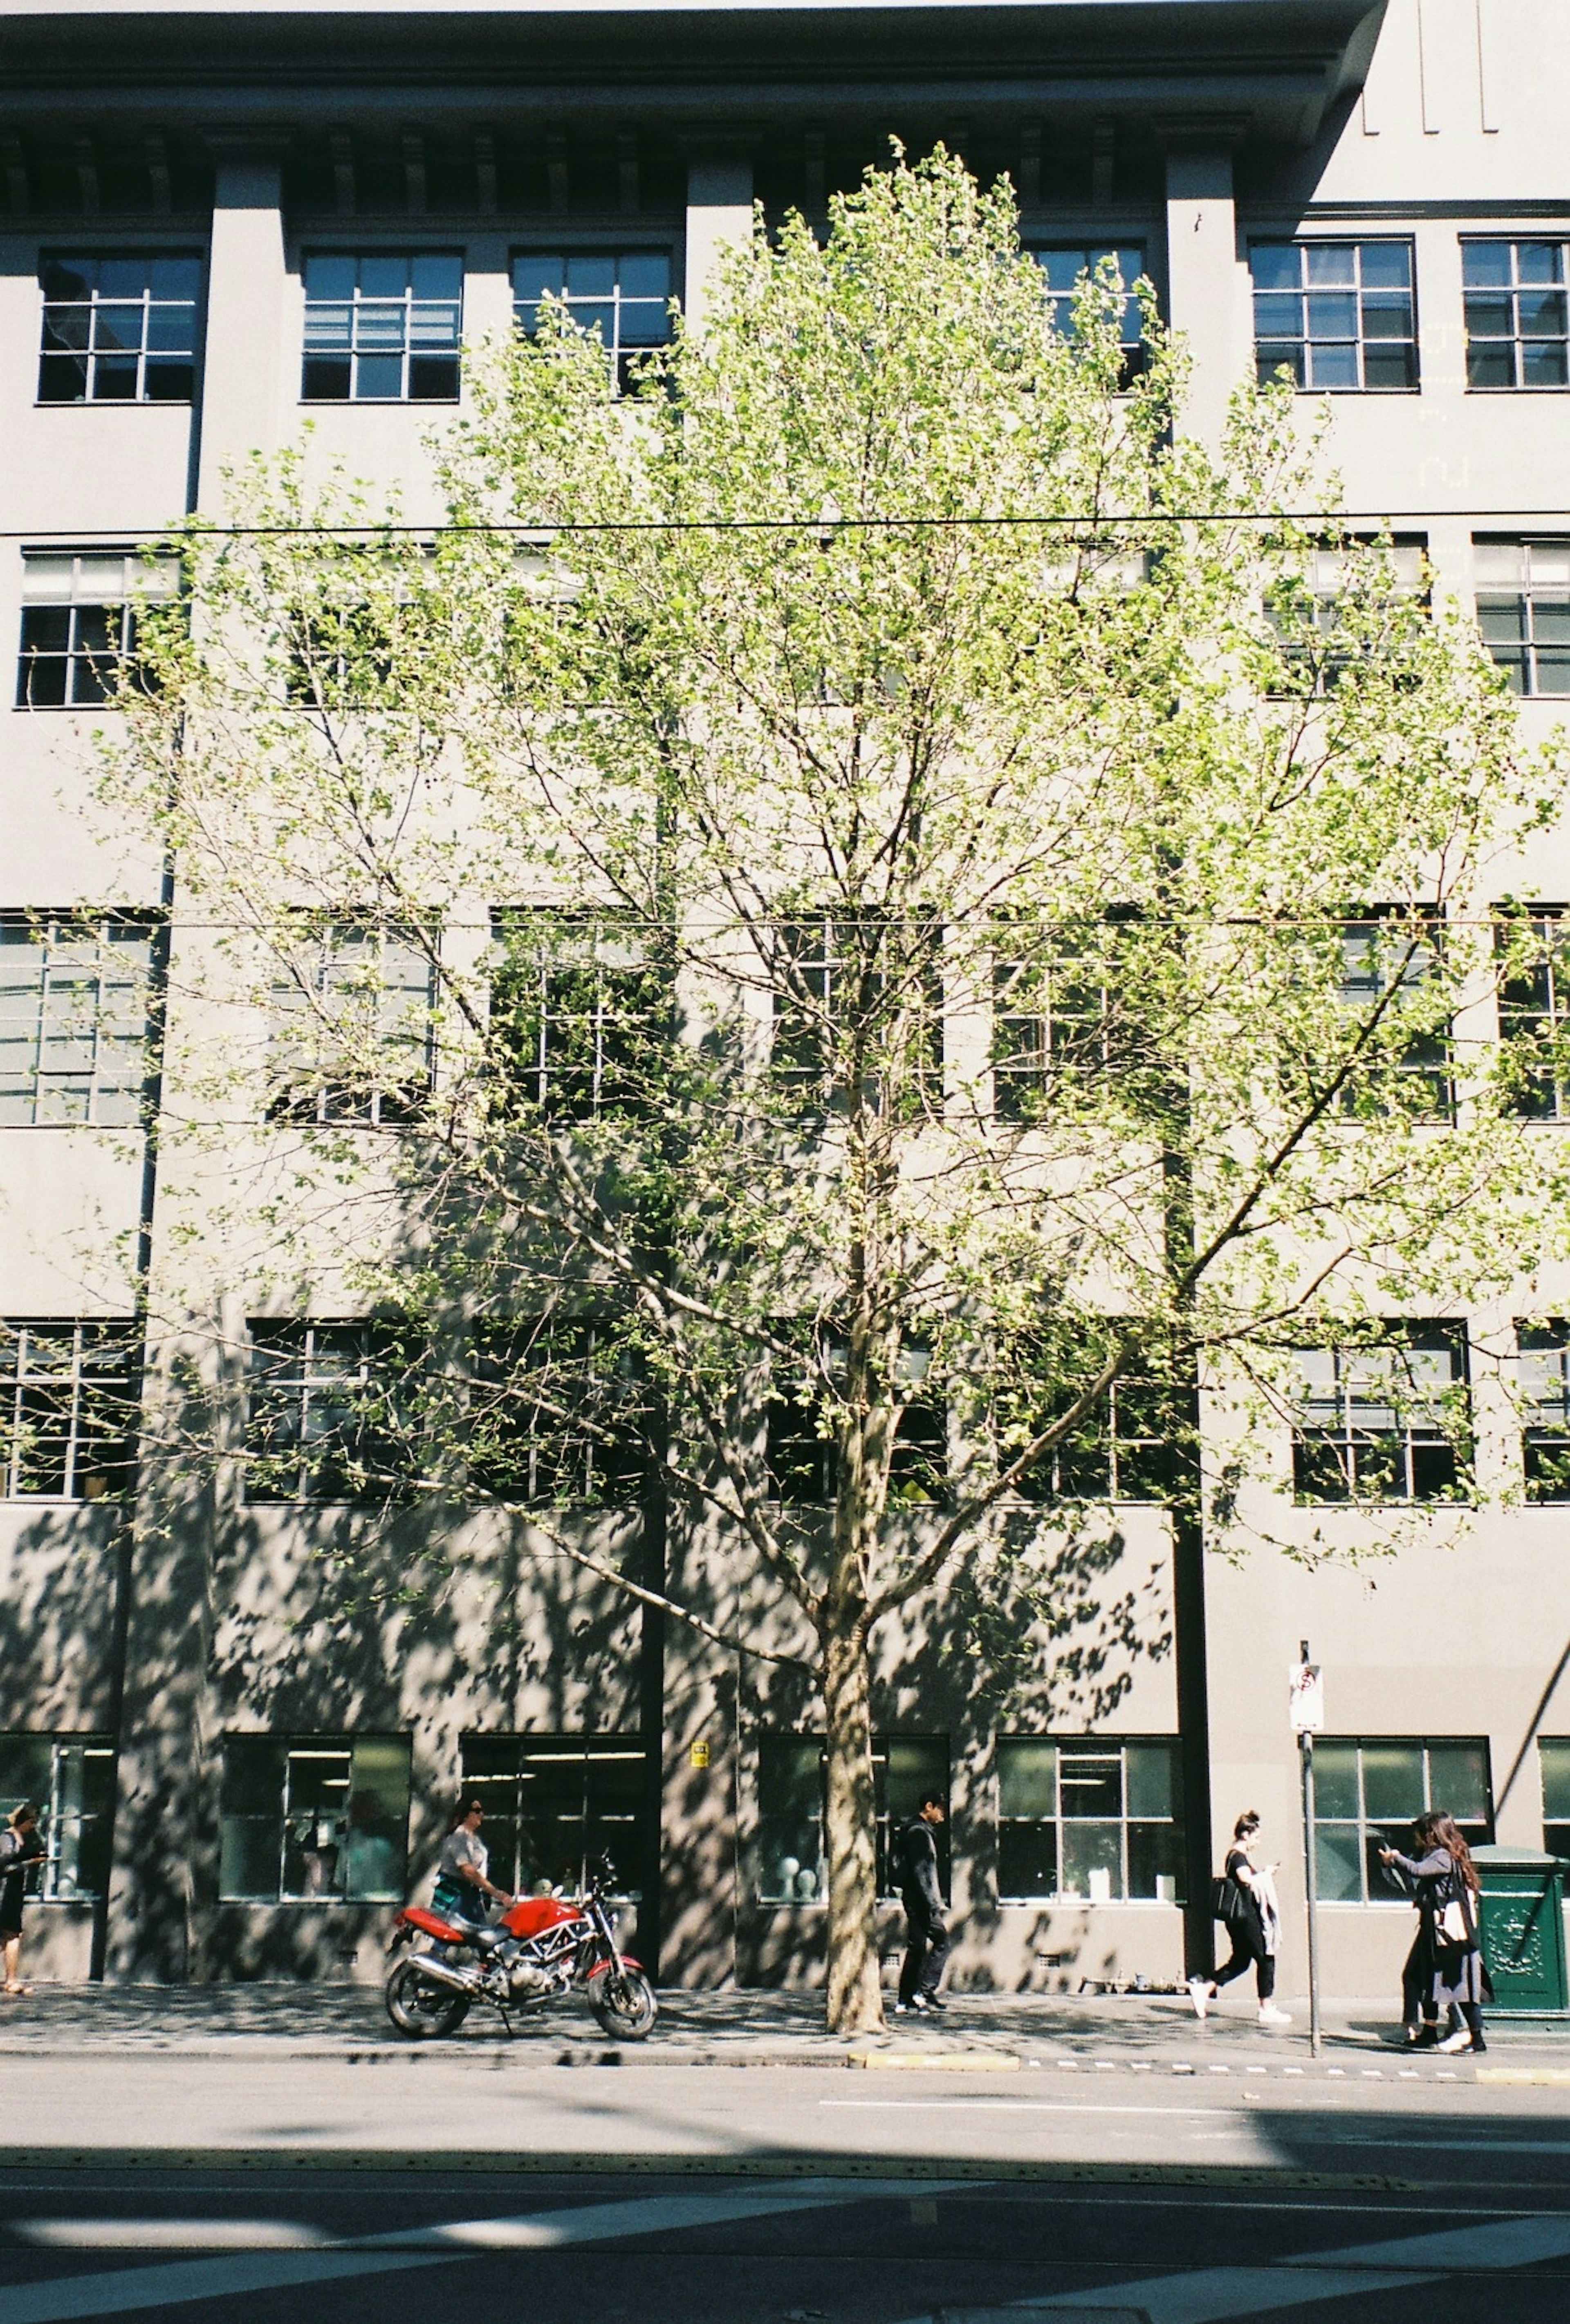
left=405, top=1951, right=481, bottom=1996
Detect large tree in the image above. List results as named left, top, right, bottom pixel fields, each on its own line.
left=110, top=152, right=1568, bottom=2031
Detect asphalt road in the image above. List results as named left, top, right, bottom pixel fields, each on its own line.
left=1, top=2061, right=1569, bottom=2322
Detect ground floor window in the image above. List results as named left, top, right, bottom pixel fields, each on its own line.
left=997, top=1737, right=1183, bottom=1904
left=1311, top=1736, right=1492, bottom=1902
left=1540, top=1739, right=1570, bottom=1860
left=0, top=1733, right=114, bottom=1900
left=755, top=1735, right=949, bottom=1904
left=460, top=1735, right=647, bottom=1899
left=218, top=1735, right=411, bottom=1902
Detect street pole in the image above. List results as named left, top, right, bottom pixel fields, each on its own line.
left=1293, top=1638, right=1323, bottom=2059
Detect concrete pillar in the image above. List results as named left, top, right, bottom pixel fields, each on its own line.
left=194, top=132, right=290, bottom=504
left=1161, top=138, right=1246, bottom=451
left=684, top=152, right=754, bottom=337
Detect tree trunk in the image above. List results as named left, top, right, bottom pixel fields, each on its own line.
left=822, top=1621, right=886, bottom=2034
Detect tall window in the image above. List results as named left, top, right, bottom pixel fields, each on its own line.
left=16, top=551, right=173, bottom=710
left=38, top=254, right=201, bottom=404
left=468, top=1318, right=648, bottom=1506
left=1540, top=1740, right=1570, bottom=1860
left=1335, top=914, right=1451, bottom=1119
left=1292, top=1327, right=1469, bottom=1504
left=1515, top=1325, right=1570, bottom=1501
left=770, top=916, right=941, bottom=1117
left=996, top=1737, right=1183, bottom=1904
left=0, top=1735, right=114, bottom=1900
left=0, top=914, right=153, bottom=1127
left=756, top=1735, right=948, bottom=1903
left=1475, top=540, right=1570, bottom=697
left=462, top=1736, right=648, bottom=1897
left=512, top=251, right=672, bottom=392
left=267, top=922, right=434, bottom=1126
left=1012, top=1373, right=1177, bottom=1503
left=489, top=916, right=664, bottom=1121
left=1025, top=244, right=1147, bottom=384
left=1311, top=1736, right=1492, bottom=1902
left=218, top=1735, right=410, bottom=1902
left=1497, top=907, right=1570, bottom=1118
left=0, top=1322, right=139, bottom=1501
left=1251, top=240, right=1417, bottom=392
left=301, top=254, right=462, bottom=402
left=244, top=1321, right=412, bottom=1504
left=1462, top=241, right=1569, bottom=390
left=767, top=1336, right=945, bottom=1505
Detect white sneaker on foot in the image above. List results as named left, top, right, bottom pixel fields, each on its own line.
left=1187, top=1977, right=1211, bottom=2021
left=1257, top=2004, right=1292, bottom=2026
left=1438, top=2027, right=1474, bottom=2053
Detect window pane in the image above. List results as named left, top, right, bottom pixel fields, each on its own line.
left=1127, top=1820, right=1183, bottom=1902
left=1462, top=242, right=1513, bottom=287
left=343, top=1736, right=410, bottom=1899
left=1427, top=1740, right=1489, bottom=1823
left=1124, top=1739, right=1177, bottom=1820
left=1541, top=1739, right=1570, bottom=1823
left=1361, top=1740, right=1424, bottom=1823
left=304, top=254, right=357, bottom=301
left=1058, top=1748, right=1121, bottom=1819
left=1060, top=1820, right=1122, bottom=1900
left=998, top=1820, right=1057, bottom=1899
left=757, top=1736, right=823, bottom=1901
left=1315, top=1821, right=1364, bottom=1900
left=997, top=1739, right=1056, bottom=1820
left=1312, top=1739, right=1359, bottom=1820
left=1359, top=243, right=1412, bottom=289
left=1304, top=243, right=1357, bottom=286
left=1250, top=244, right=1302, bottom=291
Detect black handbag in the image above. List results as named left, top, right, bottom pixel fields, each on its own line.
left=1210, top=1873, right=1243, bottom=1923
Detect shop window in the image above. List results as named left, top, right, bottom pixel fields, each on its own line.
left=460, top=1735, right=648, bottom=1898
left=38, top=253, right=201, bottom=403
left=755, top=1735, right=949, bottom=1903
left=0, top=914, right=155, bottom=1127
left=1310, top=1737, right=1491, bottom=1903
left=218, top=1735, right=411, bottom=1901
left=0, top=1321, right=139, bottom=1501
left=996, top=1737, right=1183, bottom=1903
left=301, top=253, right=462, bottom=402
left=0, top=1735, right=114, bottom=1900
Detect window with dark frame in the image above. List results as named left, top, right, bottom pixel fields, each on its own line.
left=1334, top=914, right=1453, bottom=1120
left=461, top=1735, right=648, bottom=1898
left=1311, top=1736, right=1492, bottom=1903
left=996, top=1737, right=1184, bottom=1904
left=1462, top=241, right=1570, bottom=390
left=38, top=254, right=201, bottom=404
left=1539, top=1739, right=1570, bottom=1860
left=1024, top=244, right=1148, bottom=386
left=488, top=915, right=666, bottom=1122
left=755, top=1734, right=949, bottom=1903
left=467, top=1317, right=649, bottom=1507
left=0, top=1322, right=139, bottom=1502
left=1514, top=1324, right=1570, bottom=1501
left=770, top=916, right=942, bottom=1118
left=1291, top=1325, right=1470, bottom=1504
left=1251, top=240, right=1417, bottom=392
left=991, top=917, right=1153, bottom=1124
left=267, top=921, right=435, bottom=1127
left=512, top=251, right=673, bottom=392
left=244, top=1321, right=415, bottom=1504
left=16, top=551, right=175, bottom=710
left=1010, top=1371, right=1178, bottom=1503
left=301, top=253, right=462, bottom=402
left=766, top=1333, right=946, bottom=1505
left=1265, top=538, right=1429, bottom=696
left=1475, top=540, right=1570, bottom=697
left=0, top=1735, right=115, bottom=1901
left=0, top=914, right=154, bottom=1127
left=1496, top=905, right=1570, bottom=1118
left=218, top=1734, right=411, bottom=1902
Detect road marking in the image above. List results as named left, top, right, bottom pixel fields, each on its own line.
left=850, top=2051, right=1021, bottom=2072
left=822, top=2100, right=1232, bottom=2118
left=16, top=2220, right=336, bottom=2250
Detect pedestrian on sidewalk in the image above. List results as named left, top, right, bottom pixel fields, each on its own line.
left=0, top=1801, right=45, bottom=1996
left=893, top=1790, right=950, bottom=2017
left=1190, top=1810, right=1292, bottom=2027
left=1378, top=1811, right=1488, bottom=2054
left=432, top=1797, right=515, bottom=1927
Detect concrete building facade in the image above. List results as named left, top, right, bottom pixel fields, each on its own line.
left=2, top=0, right=1570, bottom=2001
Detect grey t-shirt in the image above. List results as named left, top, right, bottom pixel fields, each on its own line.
left=437, top=1826, right=488, bottom=1889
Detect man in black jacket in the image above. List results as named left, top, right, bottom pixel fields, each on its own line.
left=893, top=1790, right=949, bottom=2015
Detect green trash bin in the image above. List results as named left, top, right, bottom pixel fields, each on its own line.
left=1471, top=1846, right=1569, bottom=2017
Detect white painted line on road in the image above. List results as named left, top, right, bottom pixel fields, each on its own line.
left=821, top=2100, right=1225, bottom=2118
left=16, top=2220, right=335, bottom=2250
left=0, top=2250, right=459, bottom=2324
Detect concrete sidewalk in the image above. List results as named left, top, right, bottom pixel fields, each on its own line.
left=0, top=1985, right=1563, bottom=2071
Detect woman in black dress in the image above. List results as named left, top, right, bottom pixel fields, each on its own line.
left=1379, top=1810, right=1487, bottom=2054
left=0, top=1802, right=45, bottom=1997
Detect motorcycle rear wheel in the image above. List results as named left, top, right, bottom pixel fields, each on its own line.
left=386, top=1957, right=472, bottom=2040
left=588, top=1962, right=657, bottom=2040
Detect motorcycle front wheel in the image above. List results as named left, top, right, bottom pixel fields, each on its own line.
left=385, top=1957, right=472, bottom=2040
left=587, top=1961, right=657, bottom=2040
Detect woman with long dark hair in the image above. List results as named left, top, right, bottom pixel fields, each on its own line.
left=431, top=1796, right=515, bottom=1926
left=1379, top=1810, right=1487, bottom=2054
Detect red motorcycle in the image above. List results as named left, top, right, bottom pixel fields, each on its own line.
left=386, top=1858, right=657, bottom=2041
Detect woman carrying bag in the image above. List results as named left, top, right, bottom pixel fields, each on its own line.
left=1379, top=1810, right=1488, bottom=2054
left=1190, top=1810, right=1292, bottom=2027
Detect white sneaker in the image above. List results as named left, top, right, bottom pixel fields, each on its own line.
left=1257, top=2004, right=1292, bottom=2027
left=1187, top=1977, right=1211, bottom=2021
left=1438, top=2027, right=1474, bottom=2053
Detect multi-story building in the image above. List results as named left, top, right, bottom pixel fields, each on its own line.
left=2, top=0, right=1569, bottom=1998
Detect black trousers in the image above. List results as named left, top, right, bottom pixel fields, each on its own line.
left=899, top=1904, right=950, bottom=2003
left=1213, top=1916, right=1276, bottom=2002
left=1402, top=1936, right=1438, bottom=2028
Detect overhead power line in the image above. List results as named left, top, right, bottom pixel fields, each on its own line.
left=2, top=511, right=1568, bottom=542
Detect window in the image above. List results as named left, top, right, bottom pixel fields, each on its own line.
left=1012, top=1373, right=1178, bottom=1503
left=0, top=914, right=153, bottom=1127
left=1025, top=244, right=1147, bottom=385
left=218, top=1735, right=411, bottom=1902
left=0, top=1735, right=114, bottom=1900
left=1311, top=1736, right=1492, bottom=1902
left=16, top=550, right=174, bottom=710
left=38, top=254, right=201, bottom=404
left=462, top=1736, right=648, bottom=1898
left=1292, top=1325, right=1469, bottom=1503
left=771, top=916, right=942, bottom=1118
left=301, top=253, right=462, bottom=402
left=1540, top=1741, right=1570, bottom=1860
left=244, top=1321, right=413, bottom=1504
left=468, top=1318, right=649, bottom=1505
left=991, top=917, right=1152, bottom=1123
left=1514, top=1325, right=1570, bottom=1500
left=756, top=1735, right=948, bottom=1903
left=997, top=1737, right=1183, bottom=1904
left=489, top=916, right=665, bottom=1122
left=1334, top=914, right=1451, bottom=1119
left=0, top=1322, right=139, bottom=1501
left=1497, top=907, right=1570, bottom=1117
left=1251, top=241, right=1417, bottom=392
left=1463, top=242, right=1569, bottom=391
left=1475, top=540, right=1570, bottom=697
left=767, top=1335, right=945, bottom=1505
left=267, top=921, right=434, bottom=1126
left=1266, top=537, right=1428, bottom=696
left=512, top=251, right=672, bottom=392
